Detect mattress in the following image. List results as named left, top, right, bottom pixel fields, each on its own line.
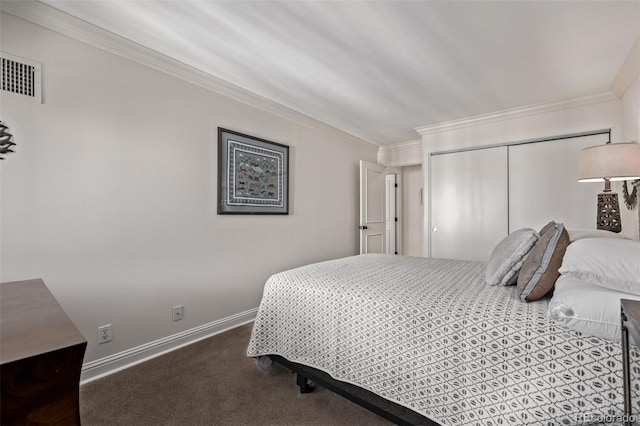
left=247, top=254, right=640, bottom=425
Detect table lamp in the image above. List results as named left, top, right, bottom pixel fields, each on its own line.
left=577, top=141, right=640, bottom=233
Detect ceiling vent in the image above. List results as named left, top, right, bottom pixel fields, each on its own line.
left=1, top=52, right=42, bottom=103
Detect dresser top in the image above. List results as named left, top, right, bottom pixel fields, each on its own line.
left=1, top=279, right=86, bottom=364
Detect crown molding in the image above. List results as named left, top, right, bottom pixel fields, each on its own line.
left=0, top=0, right=377, bottom=148
left=611, top=37, right=640, bottom=98
left=377, top=139, right=422, bottom=167
left=378, top=139, right=421, bottom=153
left=415, top=91, right=618, bottom=136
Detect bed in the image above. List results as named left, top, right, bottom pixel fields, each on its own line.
left=247, top=226, right=640, bottom=426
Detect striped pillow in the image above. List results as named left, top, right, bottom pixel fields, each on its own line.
left=517, top=221, right=570, bottom=302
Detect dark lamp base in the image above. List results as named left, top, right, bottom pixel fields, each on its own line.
left=597, top=192, right=622, bottom=233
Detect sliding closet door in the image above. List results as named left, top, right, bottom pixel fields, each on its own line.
left=509, top=134, right=607, bottom=232
left=430, top=146, right=508, bottom=261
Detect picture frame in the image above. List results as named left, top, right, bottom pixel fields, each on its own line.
left=217, top=128, right=289, bottom=215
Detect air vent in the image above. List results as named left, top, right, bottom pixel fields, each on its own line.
left=1, top=52, right=41, bottom=103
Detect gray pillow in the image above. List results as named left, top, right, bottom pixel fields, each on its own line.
left=517, top=221, right=570, bottom=301
left=485, top=228, right=539, bottom=286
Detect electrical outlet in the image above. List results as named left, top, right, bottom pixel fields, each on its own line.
left=172, top=305, right=184, bottom=322
left=98, top=324, right=112, bottom=344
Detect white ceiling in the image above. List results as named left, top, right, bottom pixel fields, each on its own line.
left=40, top=1, right=640, bottom=145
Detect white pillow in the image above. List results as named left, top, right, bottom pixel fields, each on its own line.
left=549, top=275, right=640, bottom=341
left=558, top=238, right=640, bottom=294
left=485, top=228, right=539, bottom=286
left=567, top=228, right=628, bottom=243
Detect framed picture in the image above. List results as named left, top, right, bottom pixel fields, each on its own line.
left=218, top=128, right=289, bottom=214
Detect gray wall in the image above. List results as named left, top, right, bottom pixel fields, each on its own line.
left=0, top=13, right=378, bottom=365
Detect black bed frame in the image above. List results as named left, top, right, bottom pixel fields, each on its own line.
left=270, top=355, right=441, bottom=426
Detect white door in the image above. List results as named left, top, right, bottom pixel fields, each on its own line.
left=430, top=146, right=509, bottom=261
left=385, top=174, right=397, bottom=254
left=360, top=161, right=387, bottom=254
left=508, top=134, right=608, bottom=232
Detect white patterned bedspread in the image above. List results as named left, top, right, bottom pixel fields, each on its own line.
left=247, top=254, right=639, bottom=426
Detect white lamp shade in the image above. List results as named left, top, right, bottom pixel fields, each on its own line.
left=577, top=142, right=640, bottom=182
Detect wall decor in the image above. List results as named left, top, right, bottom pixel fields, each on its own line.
left=622, top=179, right=639, bottom=210
left=218, top=128, right=289, bottom=214
left=0, top=121, right=16, bottom=159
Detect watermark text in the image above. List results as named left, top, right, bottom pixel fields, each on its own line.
left=576, top=412, right=637, bottom=424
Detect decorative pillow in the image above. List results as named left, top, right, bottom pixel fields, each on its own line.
left=517, top=221, right=570, bottom=302
left=567, top=228, right=628, bottom=243
left=485, top=228, right=538, bottom=286
left=549, top=275, right=640, bottom=342
left=558, top=238, right=640, bottom=295
left=538, top=220, right=556, bottom=236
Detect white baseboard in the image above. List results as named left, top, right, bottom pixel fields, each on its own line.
left=80, top=307, right=258, bottom=384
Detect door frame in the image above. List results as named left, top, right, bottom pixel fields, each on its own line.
left=359, top=160, right=401, bottom=255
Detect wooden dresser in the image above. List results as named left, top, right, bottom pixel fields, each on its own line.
left=1, top=279, right=87, bottom=425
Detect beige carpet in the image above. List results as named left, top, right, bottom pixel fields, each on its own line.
left=80, top=323, right=393, bottom=425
